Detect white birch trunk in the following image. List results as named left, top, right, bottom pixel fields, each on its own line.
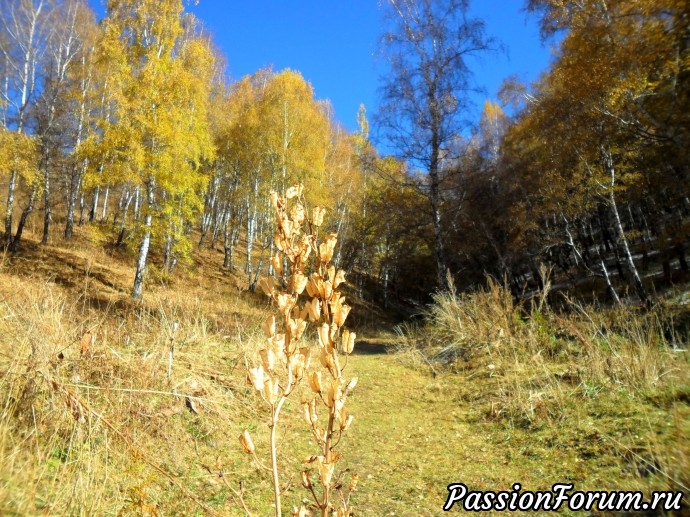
left=132, top=180, right=155, bottom=300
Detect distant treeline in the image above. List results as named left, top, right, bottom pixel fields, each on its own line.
left=1, top=0, right=688, bottom=305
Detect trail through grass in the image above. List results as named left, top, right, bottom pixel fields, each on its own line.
left=0, top=234, right=688, bottom=516
left=341, top=341, right=689, bottom=516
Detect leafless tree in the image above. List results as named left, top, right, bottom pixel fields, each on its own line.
left=376, top=0, right=494, bottom=288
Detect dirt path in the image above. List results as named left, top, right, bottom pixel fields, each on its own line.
left=345, top=352, right=507, bottom=516
left=340, top=347, right=684, bottom=516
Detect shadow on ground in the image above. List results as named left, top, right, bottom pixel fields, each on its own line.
left=352, top=340, right=392, bottom=355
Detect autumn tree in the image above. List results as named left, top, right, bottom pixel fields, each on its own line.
left=62, top=6, right=99, bottom=240
left=29, top=0, right=97, bottom=245
left=0, top=0, right=52, bottom=248
left=377, top=0, right=494, bottom=289
left=208, top=68, right=332, bottom=289
left=502, top=0, right=690, bottom=303
left=81, top=0, right=215, bottom=299
left=443, top=101, right=523, bottom=286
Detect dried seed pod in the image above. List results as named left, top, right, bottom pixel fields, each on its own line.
left=292, top=505, right=309, bottom=517
left=248, top=365, right=265, bottom=391
left=349, top=473, right=359, bottom=492
left=306, top=299, right=321, bottom=322
left=317, top=322, right=330, bottom=348
left=299, top=238, right=312, bottom=262
left=289, top=318, right=307, bottom=342
left=323, top=234, right=338, bottom=262
left=299, top=347, right=312, bottom=369
left=341, top=329, right=350, bottom=352
left=344, top=377, right=358, bottom=394
left=320, top=280, right=333, bottom=301
left=258, top=276, right=274, bottom=297
left=296, top=319, right=307, bottom=340
left=344, top=331, right=356, bottom=355
left=326, top=378, right=342, bottom=408
left=285, top=184, right=303, bottom=199
left=264, top=314, right=276, bottom=338
left=319, top=346, right=333, bottom=370
left=317, top=456, right=334, bottom=486
left=263, top=377, right=280, bottom=404
left=290, top=203, right=305, bottom=225
left=280, top=217, right=293, bottom=238
left=239, top=430, right=255, bottom=454
left=302, top=402, right=312, bottom=425
left=329, top=323, right=339, bottom=343
left=333, top=303, right=351, bottom=328
left=293, top=272, right=308, bottom=295
left=341, top=413, right=354, bottom=432
left=259, top=348, right=275, bottom=371
left=309, top=371, right=323, bottom=393
left=269, top=333, right=286, bottom=357
left=312, top=206, right=326, bottom=226
left=290, top=352, right=307, bottom=379
left=334, top=269, right=346, bottom=288
left=274, top=231, right=286, bottom=251
left=277, top=293, right=294, bottom=313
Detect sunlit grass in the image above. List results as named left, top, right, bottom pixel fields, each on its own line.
left=0, top=235, right=688, bottom=515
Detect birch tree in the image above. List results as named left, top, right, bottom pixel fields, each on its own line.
left=377, top=0, right=494, bottom=288
left=81, top=0, right=215, bottom=299
left=0, top=0, right=52, bottom=248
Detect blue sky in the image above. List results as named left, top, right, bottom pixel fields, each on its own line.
left=90, top=0, right=558, bottom=133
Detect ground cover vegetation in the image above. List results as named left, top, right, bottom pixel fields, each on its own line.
left=0, top=0, right=689, bottom=515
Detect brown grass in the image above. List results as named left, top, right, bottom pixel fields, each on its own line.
left=400, top=274, right=690, bottom=508
left=1, top=233, right=689, bottom=515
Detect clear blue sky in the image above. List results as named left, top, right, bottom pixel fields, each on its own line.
left=90, top=0, right=557, bottom=132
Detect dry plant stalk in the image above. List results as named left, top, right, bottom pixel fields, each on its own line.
left=241, top=184, right=358, bottom=517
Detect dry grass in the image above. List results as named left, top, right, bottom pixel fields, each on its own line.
left=399, top=274, right=690, bottom=509
left=1, top=233, right=689, bottom=515
left=0, top=244, right=265, bottom=515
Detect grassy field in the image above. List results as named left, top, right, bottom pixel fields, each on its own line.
left=0, top=231, right=688, bottom=516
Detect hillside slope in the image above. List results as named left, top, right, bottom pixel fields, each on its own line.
left=0, top=234, right=688, bottom=516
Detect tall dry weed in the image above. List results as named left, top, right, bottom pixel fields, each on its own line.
left=241, top=185, right=358, bottom=517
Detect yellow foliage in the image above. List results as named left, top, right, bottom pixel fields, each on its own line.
left=0, top=130, right=40, bottom=186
